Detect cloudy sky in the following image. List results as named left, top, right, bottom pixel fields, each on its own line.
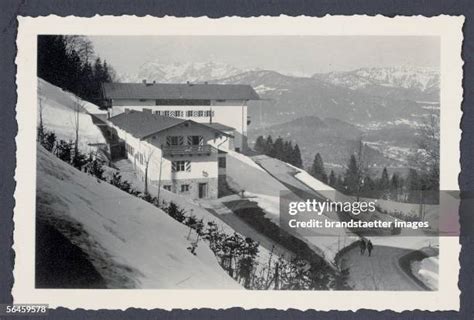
left=90, top=36, right=440, bottom=77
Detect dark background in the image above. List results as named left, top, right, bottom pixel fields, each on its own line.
left=1, top=0, right=473, bottom=319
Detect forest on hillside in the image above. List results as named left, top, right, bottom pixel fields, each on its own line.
left=38, top=35, right=116, bottom=109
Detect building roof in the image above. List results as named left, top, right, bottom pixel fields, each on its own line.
left=109, top=111, right=185, bottom=139
left=102, top=82, right=260, bottom=101
left=203, top=123, right=235, bottom=132
left=109, top=111, right=232, bottom=140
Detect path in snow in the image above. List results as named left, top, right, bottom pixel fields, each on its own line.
left=199, top=196, right=296, bottom=260
left=251, top=155, right=341, bottom=222
left=250, top=155, right=431, bottom=289
left=339, top=244, right=426, bottom=291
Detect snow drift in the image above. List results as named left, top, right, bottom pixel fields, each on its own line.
left=38, top=78, right=106, bottom=152
left=36, top=146, right=241, bottom=289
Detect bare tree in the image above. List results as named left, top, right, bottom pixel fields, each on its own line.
left=408, top=114, right=440, bottom=186
left=408, top=113, right=440, bottom=213
left=355, top=136, right=371, bottom=201
left=142, top=145, right=155, bottom=195
left=64, top=35, right=95, bottom=66
left=72, top=96, right=85, bottom=160
left=37, top=91, right=45, bottom=142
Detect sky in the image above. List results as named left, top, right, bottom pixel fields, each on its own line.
left=89, top=36, right=440, bottom=77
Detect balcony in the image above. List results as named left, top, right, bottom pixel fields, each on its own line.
left=162, top=144, right=216, bottom=157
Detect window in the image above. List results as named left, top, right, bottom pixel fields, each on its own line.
left=186, top=110, right=193, bottom=117
left=166, top=136, right=184, bottom=146
left=163, top=185, right=172, bottom=191
left=155, top=99, right=211, bottom=106
left=172, top=160, right=191, bottom=172
left=168, top=110, right=183, bottom=117
left=180, top=184, right=190, bottom=192
left=187, top=135, right=203, bottom=146
left=164, top=111, right=170, bottom=117
left=218, top=157, right=226, bottom=168
left=154, top=110, right=161, bottom=116
left=197, top=110, right=204, bottom=117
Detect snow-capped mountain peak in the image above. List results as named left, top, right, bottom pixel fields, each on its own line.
left=314, top=66, right=440, bottom=93
left=123, top=61, right=247, bottom=84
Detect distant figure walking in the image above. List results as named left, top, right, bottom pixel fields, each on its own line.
left=359, top=239, right=366, bottom=255
left=367, top=240, right=374, bottom=257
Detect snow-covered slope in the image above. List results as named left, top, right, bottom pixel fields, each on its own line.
left=413, top=256, right=438, bottom=290
left=226, top=150, right=288, bottom=219
left=36, top=146, right=241, bottom=289
left=38, top=78, right=106, bottom=152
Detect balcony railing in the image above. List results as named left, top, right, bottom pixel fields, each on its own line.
left=162, top=144, right=215, bottom=156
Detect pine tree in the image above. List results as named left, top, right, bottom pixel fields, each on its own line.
left=282, top=141, right=293, bottom=163
left=310, top=153, right=328, bottom=183
left=37, top=35, right=116, bottom=109
left=328, top=170, right=337, bottom=187
left=254, top=136, right=266, bottom=154
left=361, top=175, right=376, bottom=197
left=273, top=137, right=285, bottom=160
left=378, top=167, right=390, bottom=199
left=293, top=144, right=303, bottom=168
left=344, top=154, right=359, bottom=194
left=390, top=173, right=401, bottom=200
left=264, top=135, right=274, bottom=156
left=407, top=168, right=420, bottom=202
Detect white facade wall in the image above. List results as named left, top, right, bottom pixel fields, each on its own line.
left=110, top=99, right=248, bottom=151
left=109, top=121, right=225, bottom=198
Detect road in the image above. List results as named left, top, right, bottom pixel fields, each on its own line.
left=200, top=195, right=296, bottom=260
left=251, top=155, right=427, bottom=290
left=339, top=244, right=426, bottom=290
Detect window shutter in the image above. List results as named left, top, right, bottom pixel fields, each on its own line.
left=187, top=136, right=192, bottom=146
left=172, top=161, right=177, bottom=172
left=178, top=136, right=184, bottom=145
left=198, top=136, right=204, bottom=145
left=166, top=136, right=172, bottom=146
left=185, top=161, right=191, bottom=172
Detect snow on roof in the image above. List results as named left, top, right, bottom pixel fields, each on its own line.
left=203, top=122, right=235, bottom=132
left=109, top=111, right=185, bottom=139
left=109, top=111, right=232, bottom=140
left=102, top=82, right=260, bottom=100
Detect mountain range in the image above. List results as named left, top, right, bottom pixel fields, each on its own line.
left=118, top=61, right=439, bottom=172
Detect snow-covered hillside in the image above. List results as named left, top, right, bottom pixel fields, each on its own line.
left=130, top=61, right=246, bottom=83
left=38, top=78, right=106, bottom=152
left=226, top=151, right=358, bottom=264
left=225, top=150, right=287, bottom=219
left=36, top=146, right=241, bottom=289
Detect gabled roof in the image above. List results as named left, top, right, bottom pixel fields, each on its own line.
left=102, top=82, right=260, bottom=101
left=203, top=123, right=235, bottom=132
left=109, top=111, right=232, bottom=140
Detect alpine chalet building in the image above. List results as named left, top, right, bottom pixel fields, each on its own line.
left=102, top=81, right=259, bottom=200
left=102, top=81, right=260, bottom=152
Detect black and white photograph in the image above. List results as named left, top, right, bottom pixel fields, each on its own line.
left=34, top=34, right=443, bottom=291
left=10, top=15, right=463, bottom=312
